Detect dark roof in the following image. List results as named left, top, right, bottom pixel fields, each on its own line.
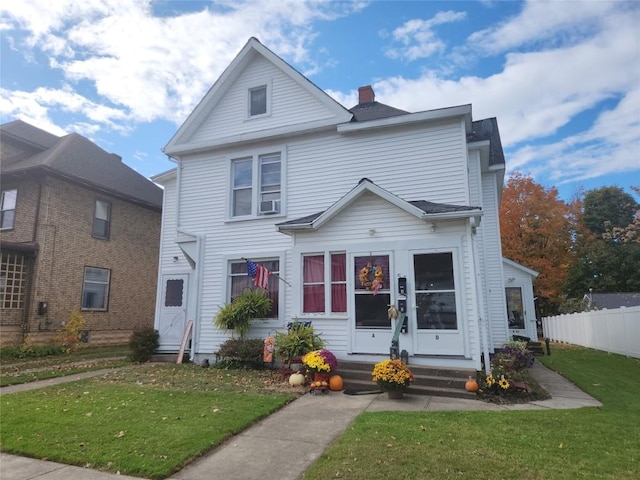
left=1, top=120, right=163, bottom=210
left=467, top=117, right=505, bottom=167
left=586, top=293, right=640, bottom=309
left=278, top=199, right=480, bottom=228
left=348, top=101, right=409, bottom=122
left=409, top=200, right=481, bottom=214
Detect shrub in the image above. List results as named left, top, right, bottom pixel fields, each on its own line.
left=490, top=340, right=535, bottom=378
left=52, top=308, right=86, bottom=353
left=0, top=343, right=64, bottom=360
left=128, top=328, right=159, bottom=362
left=216, top=338, right=264, bottom=366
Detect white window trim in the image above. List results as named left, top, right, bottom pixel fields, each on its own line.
left=226, top=146, right=286, bottom=221
left=222, top=252, right=285, bottom=328
left=246, top=80, right=272, bottom=120
left=81, top=266, right=111, bottom=311
left=300, top=251, right=348, bottom=317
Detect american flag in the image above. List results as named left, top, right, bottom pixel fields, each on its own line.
left=246, top=259, right=270, bottom=290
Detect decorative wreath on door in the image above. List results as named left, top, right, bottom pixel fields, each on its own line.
left=359, top=263, right=385, bottom=295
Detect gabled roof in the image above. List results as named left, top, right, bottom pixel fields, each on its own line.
left=503, top=258, right=539, bottom=278
left=164, top=37, right=353, bottom=155
left=467, top=117, right=505, bottom=167
left=1, top=120, right=163, bottom=210
left=277, top=178, right=481, bottom=233
left=583, top=292, right=640, bottom=309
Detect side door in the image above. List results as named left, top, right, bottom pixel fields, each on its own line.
left=411, top=251, right=465, bottom=356
left=157, top=274, right=189, bottom=351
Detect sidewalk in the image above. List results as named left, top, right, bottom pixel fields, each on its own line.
left=0, top=361, right=602, bottom=480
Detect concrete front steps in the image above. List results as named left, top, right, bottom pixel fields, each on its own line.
left=336, top=360, right=478, bottom=400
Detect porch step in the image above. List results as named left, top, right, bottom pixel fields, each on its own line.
left=527, top=341, right=545, bottom=356
left=150, top=353, right=181, bottom=363
left=335, top=360, right=478, bottom=400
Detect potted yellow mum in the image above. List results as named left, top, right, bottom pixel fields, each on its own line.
left=372, top=359, right=414, bottom=399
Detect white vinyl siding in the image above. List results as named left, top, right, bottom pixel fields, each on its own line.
left=189, top=57, right=336, bottom=145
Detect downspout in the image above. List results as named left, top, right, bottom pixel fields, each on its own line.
left=471, top=217, right=491, bottom=375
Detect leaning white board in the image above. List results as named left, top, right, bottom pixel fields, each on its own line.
left=177, top=320, right=193, bottom=364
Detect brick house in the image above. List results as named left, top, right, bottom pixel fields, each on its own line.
left=0, top=120, right=163, bottom=346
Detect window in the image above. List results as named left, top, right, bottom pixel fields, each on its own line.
left=81, top=266, right=110, bottom=310
left=249, top=85, right=267, bottom=116
left=229, top=259, right=279, bottom=318
left=354, top=255, right=390, bottom=328
left=0, top=252, right=27, bottom=309
left=414, top=253, right=458, bottom=330
left=92, top=200, right=111, bottom=239
left=1, top=189, right=17, bottom=230
left=303, top=253, right=346, bottom=314
left=231, top=152, right=282, bottom=217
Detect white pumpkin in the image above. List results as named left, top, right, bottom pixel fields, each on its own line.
left=289, top=372, right=305, bottom=386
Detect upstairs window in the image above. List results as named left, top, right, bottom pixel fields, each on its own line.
left=249, top=86, right=267, bottom=116
left=92, top=200, right=111, bottom=239
left=231, top=152, right=282, bottom=218
left=0, top=189, right=17, bottom=230
left=81, top=266, right=110, bottom=311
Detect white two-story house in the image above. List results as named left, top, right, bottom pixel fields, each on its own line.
left=153, top=37, right=516, bottom=371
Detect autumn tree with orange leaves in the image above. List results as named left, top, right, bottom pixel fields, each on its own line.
left=499, top=173, right=576, bottom=315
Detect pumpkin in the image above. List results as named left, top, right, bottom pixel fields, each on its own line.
left=465, top=376, right=479, bottom=392
left=329, top=374, right=344, bottom=391
left=289, top=372, right=305, bottom=386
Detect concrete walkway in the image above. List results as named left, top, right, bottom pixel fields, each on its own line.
left=0, top=361, right=601, bottom=480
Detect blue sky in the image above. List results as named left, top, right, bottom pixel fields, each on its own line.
left=1, top=0, right=638, bottom=202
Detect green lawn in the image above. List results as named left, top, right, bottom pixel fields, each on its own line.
left=0, top=345, right=131, bottom=387
left=0, top=364, right=298, bottom=479
left=304, top=345, right=640, bottom=480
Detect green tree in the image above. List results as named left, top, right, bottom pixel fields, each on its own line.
left=563, top=186, right=640, bottom=297
left=582, top=186, right=638, bottom=235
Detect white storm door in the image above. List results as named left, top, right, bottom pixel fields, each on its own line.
left=351, top=253, right=393, bottom=354
left=506, top=286, right=529, bottom=337
left=157, top=274, right=189, bottom=351
left=412, top=251, right=465, bottom=356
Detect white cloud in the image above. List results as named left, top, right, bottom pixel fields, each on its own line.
left=0, top=0, right=365, bottom=130
left=385, top=10, right=466, bottom=61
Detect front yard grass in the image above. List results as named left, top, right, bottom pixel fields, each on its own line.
left=0, top=345, right=131, bottom=387
left=0, top=364, right=298, bottom=479
left=304, top=345, right=640, bottom=480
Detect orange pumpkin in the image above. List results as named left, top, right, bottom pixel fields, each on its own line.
left=329, top=375, right=344, bottom=391
left=465, top=376, right=479, bottom=392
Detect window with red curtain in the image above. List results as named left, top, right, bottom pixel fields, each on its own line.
left=303, top=255, right=324, bottom=313
left=331, top=253, right=346, bottom=312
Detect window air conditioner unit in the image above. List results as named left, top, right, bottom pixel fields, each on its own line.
left=259, top=200, right=279, bottom=215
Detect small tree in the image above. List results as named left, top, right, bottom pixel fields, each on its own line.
left=214, top=288, right=272, bottom=339
left=52, top=307, right=86, bottom=353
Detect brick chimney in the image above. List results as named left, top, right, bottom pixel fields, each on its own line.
left=358, top=85, right=375, bottom=105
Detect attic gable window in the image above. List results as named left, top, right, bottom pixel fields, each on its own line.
left=248, top=83, right=270, bottom=118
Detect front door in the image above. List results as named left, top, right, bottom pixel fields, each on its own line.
left=157, top=274, right=189, bottom=351
left=412, top=251, right=465, bottom=356
left=351, top=253, right=393, bottom=354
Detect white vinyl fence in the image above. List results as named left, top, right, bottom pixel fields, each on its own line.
left=542, top=306, right=640, bottom=358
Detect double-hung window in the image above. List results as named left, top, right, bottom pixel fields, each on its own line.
left=0, top=189, right=17, bottom=230
left=81, top=266, right=110, bottom=311
left=249, top=85, right=267, bottom=116
left=231, top=152, right=282, bottom=218
left=92, top=200, right=111, bottom=239
left=302, top=253, right=346, bottom=314
left=229, top=259, right=279, bottom=318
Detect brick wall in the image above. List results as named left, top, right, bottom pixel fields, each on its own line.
left=1, top=174, right=162, bottom=346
